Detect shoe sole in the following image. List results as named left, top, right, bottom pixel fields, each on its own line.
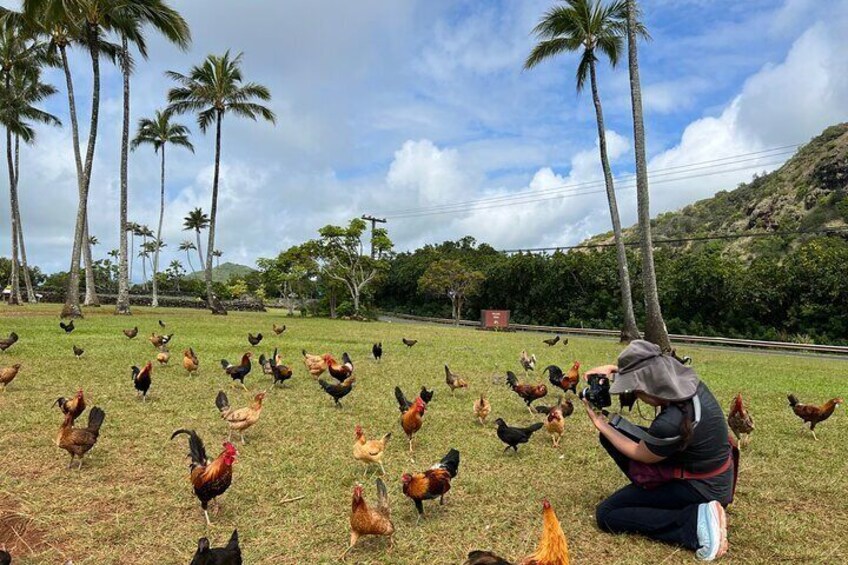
left=709, top=501, right=729, bottom=559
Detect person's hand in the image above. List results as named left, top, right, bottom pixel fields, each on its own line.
left=582, top=364, right=618, bottom=382
left=582, top=397, right=606, bottom=430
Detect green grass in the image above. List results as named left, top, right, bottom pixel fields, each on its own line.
left=1, top=304, right=846, bottom=564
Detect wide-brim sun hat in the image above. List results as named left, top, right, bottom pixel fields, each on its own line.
left=609, top=340, right=700, bottom=402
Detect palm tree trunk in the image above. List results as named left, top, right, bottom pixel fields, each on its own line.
left=140, top=234, right=147, bottom=291
left=13, top=135, right=35, bottom=302
left=115, top=35, right=131, bottom=315
left=626, top=0, right=670, bottom=351
left=59, top=43, right=85, bottom=318
left=129, top=229, right=135, bottom=282
left=83, top=219, right=99, bottom=305
left=185, top=250, right=194, bottom=273
left=5, top=123, right=20, bottom=306
left=81, top=25, right=101, bottom=308
left=205, top=111, right=226, bottom=314
left=152, top=146, right=165, bottom=307
left=588, top=59, right=640, bottom=343
left=195, top=229, right=204, bottom=271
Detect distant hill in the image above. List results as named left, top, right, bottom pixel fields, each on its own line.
left=186, top=262, right=256, bottom=283
left=585, top=123, right=848, bottom=259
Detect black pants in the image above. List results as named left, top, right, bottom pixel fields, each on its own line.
left=596, top=434, right=708, bottom=550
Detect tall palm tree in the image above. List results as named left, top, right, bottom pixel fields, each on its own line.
left=526, top=0, right=641, bottom=342
left=625, top=0, right=669, bottom=350
left=126, top=220, right=139, bottom=282
left=135, top=224, right=153, bottom=290
left=167, top=51, right=276, bottom=314
left=131, top=110, right=193, bottom=307
left=178, top=239, right=196, bottom=273
left=182, top=207, right=208, bottom=272
left=114, top=0, right=190, bottom=315
left=212, top=249, right=222, bottom=268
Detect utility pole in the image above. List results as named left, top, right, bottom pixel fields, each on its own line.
left=361, top=214, right=387, bottom=259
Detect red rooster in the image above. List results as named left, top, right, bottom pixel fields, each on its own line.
left=401, top=448, right=460, bottom=523
left=727, top=393, right=754, bottom=447
left=170, top=429, right=238, bottom=525
left=506, top=371, right=548, bottom=414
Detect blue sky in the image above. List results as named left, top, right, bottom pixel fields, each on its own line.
left=2, top=0, right=848, bottom=274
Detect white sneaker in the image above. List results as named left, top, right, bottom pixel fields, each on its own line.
left=696, top=501, right=728, bottom=561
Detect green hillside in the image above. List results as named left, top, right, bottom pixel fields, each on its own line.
left=587, top=123, right=848, bottom=259
left=186, top=261, right=255, bottom=282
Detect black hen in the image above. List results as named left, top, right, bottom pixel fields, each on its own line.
left=159, top=319, right=166, bottom=328
left=73, top=345, right=84, bottom=359
left=269, top=348, right=293, bottom=387
left=60, top=320, right=75, bottom=333
left=372, top=342, right=383, bottom=361
left=494, top=418, right=543, bottom=453
left=248, top=333, right=263, bottom=346
left=0, top=331, right=19, bottom=352
left=542, top=334, right=560, bottom=346
left=318, top=376, right=355, bottom=407
left=402, top=338, right=417, bottom=348
left=190, top=529, right=242, bottom=565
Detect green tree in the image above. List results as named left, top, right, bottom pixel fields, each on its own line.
left=166, top=259, right=184, bottom=292
left=131, top=109, right=193, bottom=307
left=178, top=239, right=197, bottom=273
left=167, top=51, right=276, bottom=314
left=418, top=259, right=485, bottom=324
left=257, top=245, right=318, bottom=316
left=525, top=0, right=642, bottom=342
left=182, top=207, right=209, bottom=278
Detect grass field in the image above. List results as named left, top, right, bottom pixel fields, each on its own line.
left=1, top=304, right=846, bottom=564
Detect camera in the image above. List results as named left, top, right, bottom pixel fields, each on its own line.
left=579, top=372, right=612, bottom=409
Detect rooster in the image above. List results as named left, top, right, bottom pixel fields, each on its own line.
left=395, top=386, right=433, bottom=412
left=170, top=429, right=238, bottom=525
left=465, top=499, right=570, bottom=565
left=54, top=389, right=86, bottom=421
left=506, top=371, right=548, bottom=414
left=247, top=333, right=263, bottom=347
left=216, top=390, right=266, bottom=444
left=519, top=350, right=537, bottom=374
left=474, top=394, right=491, bottom=425
left=268, top=349, right=293, bottom=387
left=150, top=332, right=173, bottom=348
left=372, top=342, right=383, bottom=361
left=221, top=353, right=252, bottom=390
left=402, top=448, right=460, bottom=523
left=0, top=364, right=21, bottom=391
left=544, top=363, right=579, bottom=395
left=0, top=331, right=19, bottom=352
left=727, top=393, right=754, bottom=448
left=123, top=326, right=138, bottom=339
left=542, top=335, right=560, bottom=347
left=302, top=349, right=328, bottom=378
left=59, top=320, right=75, bottom=333
left=131, top=362, right=152, bottom=400
left=342, top=478, right=394, bottom=558
left=319, top=376, right=356, bottom=407
left=445, top=365, right=469, bottom=394
left=353, top=425, right=391, bottom=476
left=73, top=345, right=84, bottom=359
left=272, top=323, right=286, bottom=335
left=183, top=348, right=200, bottom=376
left=327, top=353, right=354, bottom=382
left=396, top=388, right=426, bottom=452
left=788, top=394, right=842, bottom=440
left=190, top=530, right=241, bottom=565
left=56, top=406, right=105, bottom=470
left=402, top=338, right=417, bottom=348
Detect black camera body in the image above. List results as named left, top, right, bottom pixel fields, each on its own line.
left=579, top=372, right=612, bottom=409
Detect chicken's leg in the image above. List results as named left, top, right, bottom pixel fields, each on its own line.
left=203, top=509, right=211, bottom=526
left=379, top=461, right=386, bottom=475
left=340, top=532, right=359, bottom=559
left=240, top=432, right=245, bottom=444
left=67, top=454, right=75, bottom=469
left=526, top=404, right=535, bottom=416
left=241, top=381, right=249, bottom=392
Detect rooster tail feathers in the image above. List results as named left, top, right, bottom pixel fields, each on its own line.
left=375, top=477, right=390, bottom=512
left=170, top=428, right=207, bottom=466
left=258, top=354, right=267, bottom=366
left=342, top=352, right=352, bottom=365
left=506, top=371, right=517, bottom=388
left=220, top=359, right=231, bottom=370
left=440, top=448, right=460, bottom=478
left=444, top=365, right=451, bottom=377
left=788, top=394, right=799, bottom=407
left=301, top=349, right=307, bottom=357
left=226, top=530, right=240, bottom=551
left=215, top=390, right=229, bottom=412
left=381, top=432, right=392, bottom=443
left=87, top=406, right=106, bottom=433
left=394, top=386, right=409, bottom=411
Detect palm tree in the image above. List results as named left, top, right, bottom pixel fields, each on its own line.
left=114, top=0, right=190, bottom=315
left=167, top=259, right=183, bottom=291
left=526, top=0, right=641, bottom=342
left=625, top=0, right=669, bottom=350
left=138, top=248, right=150, bottom=288
left=126, top=220, right=139, bottom=283
left=167, top=51, right=276, bottom=314
left=182, top=207, right=208, bottom=273
left=131, top=110, right=193, bottom=307
left=135, top=224, right=153, bottom=290
left=178, top=239, right=196, bottom=273
left=212, top=249, right=222, bottom=268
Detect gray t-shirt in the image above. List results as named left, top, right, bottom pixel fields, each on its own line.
left=645, top=382, right=734, bottom=504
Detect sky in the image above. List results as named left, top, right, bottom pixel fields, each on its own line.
left=2, top=0, right=848, bottom=275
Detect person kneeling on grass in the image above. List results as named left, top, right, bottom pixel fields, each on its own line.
left=583, top=340, right=738, bottom=562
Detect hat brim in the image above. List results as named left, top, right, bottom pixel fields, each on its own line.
left=610, top=356, right=699, bottom=402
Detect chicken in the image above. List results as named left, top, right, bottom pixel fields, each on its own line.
left=150, top=332, right=173, bottom=348
left=401, top=448, right=460, bottom=523
left=216, top=390, right=266, bottom=444
left=159, top=320, right=166, bottom=328
left=402, top=338, right=417, bottom=348
left=727, top=393, right=754, bottom=448
left=0, top=364, right=21, bottom=391
left=258, top=353, right=273, bottom=375
left=787, top=394, right=842, bottom=440
left=542, top=335, right=560, bottom=347
left=519, top=350, right=537, bottom=374
left=247, top=333, right=263, bottom=346
left=327, top=353, right=354, bottom=382
left=132, top=362, right=153, bottom=400
left=302, top=349, right=328, bottom=378
left=544, top=363, right=579, bottom=395
left=190, top=530, right=242, bottom=565
left=157, top=348, right=171, bottom=366
left=170, top=429, right=238, bottom=525
left=473, top=394, right=491, bottom=425
left=123, top=326, right=138, bottom=339
left=396, top=389, right=427, bottom=452
left=319, top=376, right=356, bottom=407
left=465, top=499, right=570, bottom=565
left=342, top=478, right=394, bottom=558
left=56, top=406, right=105, bottom=470
left=268, top=349, right=293, bottom=387
left=671, top=349, right=692, bottom=365
left=0, top=331, right=19, bottom=352
left=445, top=365, right=469, bottom=394
left=353, top=425, right=391, bottom=476
left=495, top=418, right=543, bottom=453
left=183, top=348, right=200, bottom=376
left=73, top=345, right=84, bottom=359
left=221, top=353, right=252, bottom=390
left=272, top=323, right=286, bottom=335
left=535, top=397, right=573, bottom=417
left=395, top=386, right=433, bottom=412
left=60, top=320, right=75, bottom=333
left=543, top=399, right=566, bottom=448
left=372, top=342, right=383, bottom=361
left=54, top=389, right=86, bottom=421
left=506, top=371, right=548, bottom=414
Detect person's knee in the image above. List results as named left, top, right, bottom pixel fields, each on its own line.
left=595, top=498, right=614, bottom=532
